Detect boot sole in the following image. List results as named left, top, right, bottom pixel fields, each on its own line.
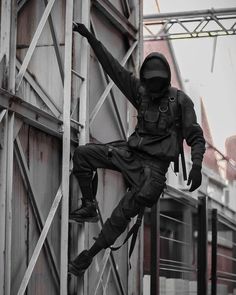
left=68, top=263, right=85, bottom=277
left=69, top=216, right=99, bottom=223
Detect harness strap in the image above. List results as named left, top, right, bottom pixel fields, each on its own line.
left=168, top=87, right=187, bottom=181
left=92, top=170, right=98, bottom=196
left=110, top=206, right=145, bottom=268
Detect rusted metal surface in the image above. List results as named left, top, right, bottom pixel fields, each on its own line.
left=10, top=124, right=61, bottom=294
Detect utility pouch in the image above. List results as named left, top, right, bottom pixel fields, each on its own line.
left=135, top=166, right=167, bottom=208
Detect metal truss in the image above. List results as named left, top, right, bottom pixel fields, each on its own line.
left=92, top=0, right=137, bottom=40
left=0, top=0, right=142, bottom=294
left=143, top=7, right=236, bottom=40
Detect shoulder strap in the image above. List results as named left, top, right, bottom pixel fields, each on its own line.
left=168, top=87, right=180, bottom=128
left=168, top=87, right=187, bottom=181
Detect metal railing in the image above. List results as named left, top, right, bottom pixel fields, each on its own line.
left=145, top=188, right=236, bottom=295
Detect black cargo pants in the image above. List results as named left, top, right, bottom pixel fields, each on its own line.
left=72, top=142, right=170, bottom=248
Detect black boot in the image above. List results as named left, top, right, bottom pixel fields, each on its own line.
left=68, top=250, right=93, bottom=276
left=69, top=199, right=99, bottom=223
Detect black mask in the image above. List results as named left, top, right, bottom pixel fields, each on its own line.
left=144, top=77, right=169, bottom=94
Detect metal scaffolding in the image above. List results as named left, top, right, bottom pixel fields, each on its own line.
left=0, top=0, right=142, bottom=294
left=143, top=7, right=236, bottom=40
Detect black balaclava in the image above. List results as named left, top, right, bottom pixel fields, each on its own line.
left=140, top=52, right=171, bottom=97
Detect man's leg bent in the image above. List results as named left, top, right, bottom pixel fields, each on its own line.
left=69, top=190, right=141, bottom=276
left=97, top=190, right=141, bottom=247
left=71, top=144, right=117, bottom=222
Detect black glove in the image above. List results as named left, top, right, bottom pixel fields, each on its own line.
left=73, top=22, right=90, bottom=37
left=187, top=164, right=202, bottom=192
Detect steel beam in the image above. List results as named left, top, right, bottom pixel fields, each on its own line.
left=0, top=111, right=8, bottom=295
left=103, top=266, right=112, bottom=294
left=15, top=0, right=56, bottom=90
left=144, top=7, right=236, bottom=21
left=211, top=209, right=218, bottom=295
left=1, top=0, right=17, bottom=92
left=150, top=201, right=160, bottom=295
left=0, top=109, right=7, bottom=123
left=90, top=21, right=127, bottom=139
left=143, top=7, right=236, bottom=40
left=17, top=0, right=31, bottom=12
left=92, top=249, right=111, bottom=295
left=17, top=185, right=62, bottom=295
left=121, top=0, right=131, bottom=18
left=92, top=0, right=137, bottom=40
left=71, top=69, right=85, bottom=81
left=42, top=0, right=64, bottom=84
left=60, top=0, right=73, bottom=293
left=90, top=40, right=138, bottom=124
left=74, top=1, right=91, bottom=293
left=14, top=136, right=60, bottom=289
left=0, top=89, right=79, bottom=144
left=233, top=229, right=236, bottom=288
left=197, top=196, right=208, bottom=295
left=4, top=112, right=15, bottom=295
left=96, top=204, right=126, bottom=295
left=0, top=88, right=63, bottom=137
left=16, top=59, right=62, bottom=118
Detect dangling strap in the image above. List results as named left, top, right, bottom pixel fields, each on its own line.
left=168, top=87, right=187, bottom=181
left=92, top=170, right=98, bottom=197
left=180, top=145, right=187, bottom=181
left=110, top=207, right=145, bottom=267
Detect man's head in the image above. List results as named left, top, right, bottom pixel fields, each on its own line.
left=140, top=52, right=171, bottom=95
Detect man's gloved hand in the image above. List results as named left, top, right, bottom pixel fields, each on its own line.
left=187, top=164, right=202, bottom=192
left=73, top=22, right=90, bottom=37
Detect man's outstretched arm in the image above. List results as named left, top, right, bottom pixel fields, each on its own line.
left=179, top=92, right=206, bottom=192
left=73, top=23, right=140, bottom=108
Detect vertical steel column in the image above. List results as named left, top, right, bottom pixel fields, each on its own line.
left=211, top=209, right=218, bottom=295
left=181, top=207, right=193, bottom=280
left=128, top=2, right=143, bottom=291
left=150, top=201, right=160, bottom=295
left=15, top=0, right=56, bottom=91
left=197, top=196, right=208, bottom=295
left=0, top=111, right=7, bottom=295
left=233, top=227, right=236, bottom=292
left=60, top=0, right=73, bottom=293
left=75, top=1, right=90, bottom=295
left=4, top=112, right=15, bottom=295
left=0, top=0, right=17, bottom=92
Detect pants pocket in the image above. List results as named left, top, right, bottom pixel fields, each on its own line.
left=135, top=166, right=166, bottom=208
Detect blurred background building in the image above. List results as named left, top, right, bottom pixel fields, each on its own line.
left=143, top=1, right=236, bottom=294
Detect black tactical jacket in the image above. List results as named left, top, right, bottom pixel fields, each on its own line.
left=87, top=33, right=206, bottom=166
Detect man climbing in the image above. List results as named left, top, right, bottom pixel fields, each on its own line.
left=69, top=23, right=205, bottom=276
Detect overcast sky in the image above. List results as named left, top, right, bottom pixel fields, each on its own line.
left=143, top=0, right=236, bottom=153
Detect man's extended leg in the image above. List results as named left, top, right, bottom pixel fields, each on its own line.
left=70, top=144, right=118, bottom=223
left=69, top=160, right=169, bottom=276
left=69, top=189, right=141, bottom=276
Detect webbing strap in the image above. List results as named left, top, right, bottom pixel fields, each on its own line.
left=110, top=207, right=145, bottom=268
left=92, top=170, right=98, bottom=196
left=168, top=87, right=187, bottom=181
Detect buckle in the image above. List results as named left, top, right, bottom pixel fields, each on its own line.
left=159, top=105, right=168, bottom=113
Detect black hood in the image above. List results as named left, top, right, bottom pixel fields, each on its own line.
left=140, top=52, right=171, bottom=86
